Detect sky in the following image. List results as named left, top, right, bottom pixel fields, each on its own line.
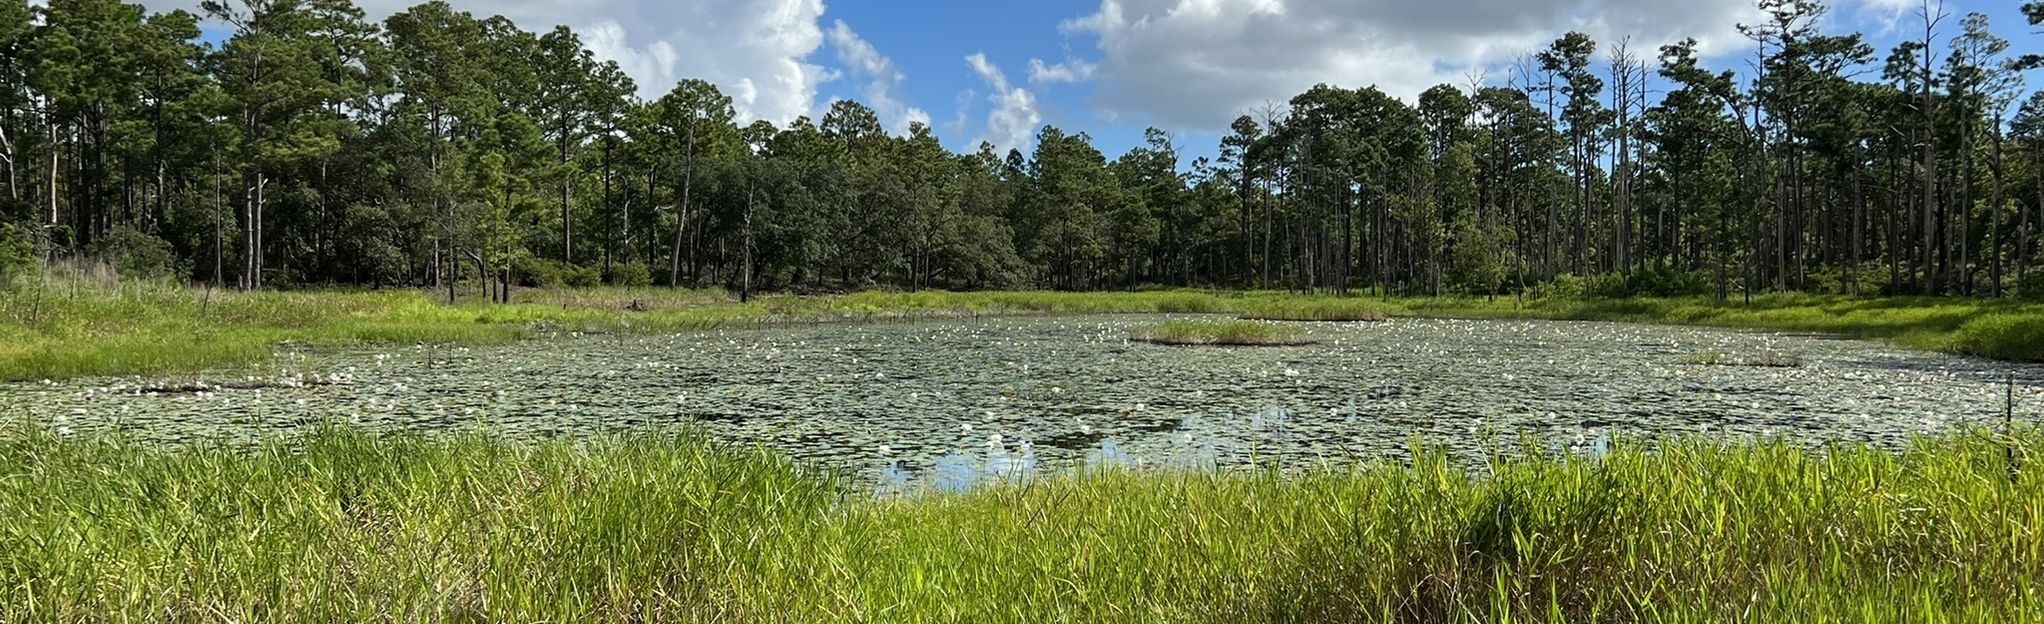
left=150, top=0, right=2044, bottom=162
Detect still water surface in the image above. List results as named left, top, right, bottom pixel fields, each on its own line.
left=4, top=315, right=2038, bottom=489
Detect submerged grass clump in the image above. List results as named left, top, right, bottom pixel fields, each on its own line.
left=1131, top=320, right=1316, bottom=346
left=1238, top=298, right=1390, bottom=322
left=0, top=425, right=2037, bottom=621
left=1681, top=350, right=1804, bottom=368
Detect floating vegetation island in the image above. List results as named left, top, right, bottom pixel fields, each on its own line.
left=1130, top=320, right=1318, bottom=346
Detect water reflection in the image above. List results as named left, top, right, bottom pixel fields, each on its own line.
left=875, top=436, right=1220, bottom=497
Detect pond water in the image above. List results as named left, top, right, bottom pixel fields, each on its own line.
left=4, top=315, right=2040, bottom=490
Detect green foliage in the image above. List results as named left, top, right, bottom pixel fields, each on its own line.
left=1585, top=265, right=1713, bottom=298
left=1, top=0, right=2039, bottom=303
left=603, top=262, right=653, bottom=288
left=0, top=223, right=32, bottom=286
left=514, top=257, right=600, bottom=288
left=89, top=226, right=180, bottom=282
left=0, top=425, right=2037, bottom=621
left=1544, top=274, right=1589, bottom=299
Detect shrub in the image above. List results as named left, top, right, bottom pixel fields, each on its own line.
left=1586, top=265, right=1713, bottom=298
left=605, top=262, right=653, bottom=287
left=515, top=257, right=601, bottom=288
left=2017, top=272, right=2044, bottom=301
left=1805, top=266, right=1891, bottom=296
left=1544, top=274, right=1588, bottom=299
left=0, top=223, right=33, bottom=286
left=90, top=226, right=180, bottom=282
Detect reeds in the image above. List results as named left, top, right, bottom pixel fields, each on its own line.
left=1237, top=298, right=1391, bottom=322
left=0, top=425, right=2036, bottom=622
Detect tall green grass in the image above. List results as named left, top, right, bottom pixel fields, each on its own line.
left=1396, top=293, right=2044, bottom=360
left=0, top=425, right=2035, bottom=622
left=1238, top=298, right=1391, bottom=322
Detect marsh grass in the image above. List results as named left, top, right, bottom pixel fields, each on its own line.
left=11, top=275, right=2044, bottom=380
left=1238, top=298, right=1390, bottom=322
left=1393, top=293, right=2044, bottom=360
left=1131, top=320, right=1317, bottom=346
left=1681, top=351, right=1804, bottom=368
left=0, top=425, right=2037, bottom=622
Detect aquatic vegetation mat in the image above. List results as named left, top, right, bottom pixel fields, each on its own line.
left=1131, top=319, right=1318, bottom=346
left=6, top=315, right=2038, bottom=489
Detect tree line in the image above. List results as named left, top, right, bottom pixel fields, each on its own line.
left=5, top=0, right=2044, bottom=301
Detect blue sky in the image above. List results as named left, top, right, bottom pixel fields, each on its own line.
left=162, top=0, right=2044, bottom=163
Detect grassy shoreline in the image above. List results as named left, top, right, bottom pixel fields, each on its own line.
left=0, top=425, right=2035, bottom=621
left=5, top=279, right=2044, bottom=381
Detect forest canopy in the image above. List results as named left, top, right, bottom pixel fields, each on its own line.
left=4, top=0, right=2044, bottom=301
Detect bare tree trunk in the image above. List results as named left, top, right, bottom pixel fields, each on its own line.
left=670, top=123, right=695, bottom=287
left=0, top=121, right=15, bottom=202
left=46, top=118, right=57, bottom=226
left=1992, top=124, right=2007, bottom=295
left=741, top=172, right=754, bottom=303
left=602, top=138, right=613, bottom=276
left=243, top=172, right=257, bottom=290
left=562, top=164, right=573, bottom=264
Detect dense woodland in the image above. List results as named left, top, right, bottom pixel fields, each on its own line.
left=6, top=0, right=2044, bottom=301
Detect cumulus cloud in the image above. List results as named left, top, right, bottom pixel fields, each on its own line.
left=966, top=53, right=1043, bottom=153
left=147, top=0, right=833, bottom=125
left=1027, top=58, right=1096, bottom=84
left=826, top=19, right=932, bottom=135
left=1059, top=0, right=1774, bottom=130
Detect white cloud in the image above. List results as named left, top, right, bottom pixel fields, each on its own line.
left=1060, top=0, right=1772, bottom=130
left=966, top=53, right=1042, bottom=153
left=1027, top=58, right=1096, bottom=84
left=826, top=19, right=932, bottom=135
left=149, top=0, right=833, bottom=125
left=1849, top=0, right=1941, bottom=35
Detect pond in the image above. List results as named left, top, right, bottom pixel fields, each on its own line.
left=3, top=315, right=2040, bottom=490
